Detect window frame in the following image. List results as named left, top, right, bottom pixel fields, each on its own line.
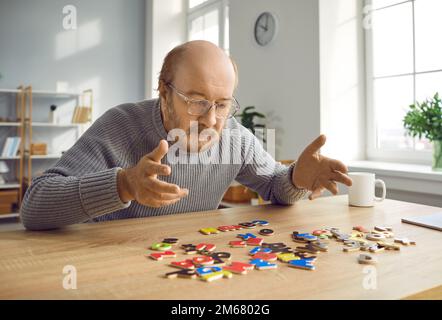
left=186, top=0, right=229, bottom=51
left=365, top=0, right=435, bottom=165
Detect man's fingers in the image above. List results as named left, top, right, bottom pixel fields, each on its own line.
left=330, top=171, right=353, bottom=187
left=144, top=161, right=171, bottom=176
left=324, top=180, right=339, bottom=195
left=330, top=159, right=348, bottom=174
left=145, top=177, right=189, bottom=196
left=140, top=187, right=187, bottom=207
left=309, top=178, right=338, bottom=200
left=149, top=197, right=182, bottom=208
left=303, top=134, right=326, bottom=155
left=147, top=139, right=169, bottom=162
left=309, top=187, right=324, bottom=200
left=152, top=190, right=187, bottom=201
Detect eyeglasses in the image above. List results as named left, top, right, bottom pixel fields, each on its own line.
left=167, top=83, right=240, bottom=119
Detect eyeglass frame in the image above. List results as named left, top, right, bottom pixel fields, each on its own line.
left=166, top=83, right=240, bottom=119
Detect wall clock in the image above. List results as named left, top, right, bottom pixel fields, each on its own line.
left=254, top=12, right=277, bottom=46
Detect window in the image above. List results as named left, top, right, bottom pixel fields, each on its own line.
left=365, top=0, right=442, bottom=164
left=187, top=0, right=229, bottom=52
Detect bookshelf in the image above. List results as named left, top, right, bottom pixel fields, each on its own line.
left=0, top=86, right=93, bottom=221
left=0, top=122, right=21, bottom=127
left=0, top=183, right=21, bottom=189
left=0, top=213, right=20, bottom=219
left=31, top=122, right=82, bottom=128
left=23, top=86, right=93, bottom=186
left=0, top=86, right=25, bottom=218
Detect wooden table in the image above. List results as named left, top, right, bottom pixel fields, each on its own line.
left=0, top=195, right=441, bottom=300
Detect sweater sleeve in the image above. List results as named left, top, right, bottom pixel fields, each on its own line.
left=20, top=108, right=132, bottom=231
left=234, top=126, right=308, bottom=205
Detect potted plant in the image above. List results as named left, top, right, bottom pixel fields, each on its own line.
left=403, top=92, right=442, bottom=171
left=222, top=106, right=267, bottom=203
left=236, top=106, right=267, bottom=142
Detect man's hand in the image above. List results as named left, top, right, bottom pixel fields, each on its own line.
left=292, top=134, right=352, bottom=200
left=117, top=140, right=189, bottom=207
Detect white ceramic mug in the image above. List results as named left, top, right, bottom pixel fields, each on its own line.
left=348, top=172, right=386, bottom=207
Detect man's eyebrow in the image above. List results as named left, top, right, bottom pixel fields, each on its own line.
left=186, top=90, right=232, bottom=101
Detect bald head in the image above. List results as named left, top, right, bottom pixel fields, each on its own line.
left=158, top=40, right=238, bottom=100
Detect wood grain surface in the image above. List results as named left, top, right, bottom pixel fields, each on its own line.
left=0, top=195, right=441, bottom=300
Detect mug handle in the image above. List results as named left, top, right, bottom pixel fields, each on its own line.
left=374, top=179, right=386, bottom=202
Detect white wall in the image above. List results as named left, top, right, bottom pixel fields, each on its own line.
left=0, top=0, right=146, bottom=117
left=319, top=0, right=366, bottom=162
left=229, top=0, right=321, bottom=160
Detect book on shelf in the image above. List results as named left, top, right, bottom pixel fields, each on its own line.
left=1, top=137, right=21, bottom=157
left=1, top=138, right=11, bottom=157
left=71, top=106, right=91, bottom=124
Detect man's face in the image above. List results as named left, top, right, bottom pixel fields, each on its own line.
left=161, top=46, right=236, bottom=153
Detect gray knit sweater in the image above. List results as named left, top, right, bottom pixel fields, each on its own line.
left=20, top=99, right=307, bottom=230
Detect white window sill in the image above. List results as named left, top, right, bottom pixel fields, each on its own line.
left=347, top=160, right=442, bottom=196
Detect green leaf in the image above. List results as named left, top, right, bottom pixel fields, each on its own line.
left=403, top=92, right=442, bottom=142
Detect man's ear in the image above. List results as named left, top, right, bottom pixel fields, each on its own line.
left=158, top=81, right=169, bottom=114
left=158, top=80, right=168, bottom=101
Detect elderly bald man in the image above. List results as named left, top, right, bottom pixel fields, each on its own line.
left=21, top=40, right=352, bottom=230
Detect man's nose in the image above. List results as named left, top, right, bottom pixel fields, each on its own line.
left=199, top=105, right=217, bottom=128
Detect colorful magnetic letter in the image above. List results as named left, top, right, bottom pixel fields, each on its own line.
left=149, top=250, right=176, bottom=260
left=237, top=233, right=257, bottom=240
left=229, top=240, right=247, bottom=247
left=151, top=243, right=172, bottom=251
left=170, top=259, right=195, bottom=269
left=249, top=258, right=277, bottom=270
left=196, top=243, right=216, bottom=252
left=196, top=266, right=222, bottom=276
left=246, top=237, right=263, bottom=246
left=165, top=269, right=197, bottom=279
left=162, top=238, right=179, bottom=244
left=210, top=252, right=231, bottom=265
left=217, top=225, right=242, bottom=232
left=252, top=252, right=277, bottom=261
left=199, top=227, right=219, bottom=235
left=259, top=229, right=274, bottom=236
left=249, top=247, right=272, bottom=255
left=200, top=270, right=232, bottom=282
left=223, top=261, right=254, bottom=274
left=251, top=220, right=269, bottom=226
left=276, top=253, right=300, bottom=263
left=238, top=222, right=257, bottom=229
left=288, top=259, right=315, bottom=271
left=192, top=256, right=215, bottom=266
